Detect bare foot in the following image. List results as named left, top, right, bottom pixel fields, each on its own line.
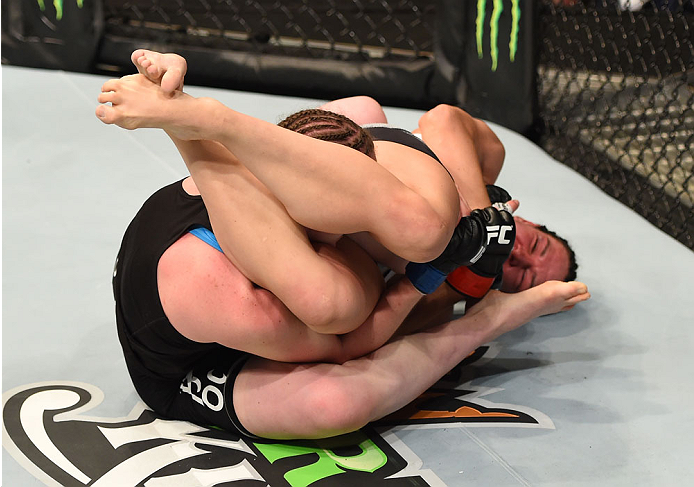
left=131, top=49, right=187, bottom=94
left=467, top=280, right=590, bottom=339
left=95, top=74, right=215, bottom=140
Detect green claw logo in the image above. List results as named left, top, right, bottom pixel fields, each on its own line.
left=36, top=0, right=83, bottom=21
left=256, top=436, right=389, bottom=487
left=476, top=0, right=521, bottom=71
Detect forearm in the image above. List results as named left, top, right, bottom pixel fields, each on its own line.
left=343, top=292, right=510, bottom=423
left=418, top=106, right=504, bottom=209
left=334, top=277, right=467, bottom=362
left=394, top=281, right=465, bottom=336
left=472, top=118, right=506, bottom=184
left=333, top=276, right=423, bottom=362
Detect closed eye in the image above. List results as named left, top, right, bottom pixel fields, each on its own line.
left=531, top=236, right=538, bottom=253
left=541, top=237, right=550, bottom=256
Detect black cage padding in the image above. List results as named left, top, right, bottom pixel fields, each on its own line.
left=2, top=0, right=692, bottom=250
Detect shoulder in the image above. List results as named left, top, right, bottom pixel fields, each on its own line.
left=157, top=233, right=260, bottom=344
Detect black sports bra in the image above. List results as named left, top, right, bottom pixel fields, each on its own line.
left=364, top=125, right=442, bottom=163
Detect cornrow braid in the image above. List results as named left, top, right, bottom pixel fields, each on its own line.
left=278, top=109, right=376, bottom=160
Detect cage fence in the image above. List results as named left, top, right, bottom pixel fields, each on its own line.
left=101, top=0, right=436, bottom=61
left=538, top=0, right=693, bottom=250
left=3, top=0, right=692, bottom=248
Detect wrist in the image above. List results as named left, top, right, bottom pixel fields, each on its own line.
left=446, top=266, right=495, bottom=298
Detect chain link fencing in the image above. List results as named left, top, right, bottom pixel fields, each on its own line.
left=538, top=0, right=693, bottom=249
left=4, top=0, right=691, bottom=248
left=102, top=0, right=435, bottom=60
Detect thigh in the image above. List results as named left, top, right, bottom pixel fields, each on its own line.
left=232, top=356, right=364, bottom=440
left=373, top=141, right=461, bottom=229
left=158, top=234, right=381, bottom=362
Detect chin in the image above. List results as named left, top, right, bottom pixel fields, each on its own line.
left=499, top=278, right=516, bottom=293
left=501, top=267, right=516, bottom=292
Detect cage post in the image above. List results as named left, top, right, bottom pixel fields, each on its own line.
left=435, top=0, right=539, bottom=137
left=1, top=0, right=103, bottom=72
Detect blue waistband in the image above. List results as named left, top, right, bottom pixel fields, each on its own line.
left=189, top=226, right=223, bottom=253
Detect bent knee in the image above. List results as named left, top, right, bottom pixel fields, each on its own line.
left=290, top=286, right=347, bottom=333
left=406, top=219, right=454, bottom=263
left=290, top=241, right=382, bottom=334
left=385, top=194, right=457, bottom=262
left=290, top=280, right=372, bottom=335
left=300, top=377, right=374, bottom=436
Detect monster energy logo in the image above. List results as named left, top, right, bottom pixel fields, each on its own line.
left=256, top=437, right=389, bottom=487
left=36, top=0, right=83, bottom=21
left=476, top=0, right=521, bottom=71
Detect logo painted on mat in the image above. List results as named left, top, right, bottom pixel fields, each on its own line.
left=3, top=347, right=552, bottom=486
left=2, top=382, right=439, bottom=486
left=476, top=0, right=521, bottom=71
left=374, top=346, right=553, bottom=430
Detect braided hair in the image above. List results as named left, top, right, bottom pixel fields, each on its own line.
left=278, top=109, right=376, bottom=160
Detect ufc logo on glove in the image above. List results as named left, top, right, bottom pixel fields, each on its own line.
left=486, top=225, right=514, bottom=245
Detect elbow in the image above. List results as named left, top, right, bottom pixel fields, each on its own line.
left=419, top=104, right=460, bottom=132
left=386, top=195, right=455, bottom=262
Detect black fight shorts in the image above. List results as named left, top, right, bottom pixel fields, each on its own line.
left=133, top=352, right=257, bottom=438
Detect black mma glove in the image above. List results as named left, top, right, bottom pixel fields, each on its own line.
left=486, top=183, right=516, bottom=215
left=405, top=213, right=488, bottom=294
left=486, top=184, right=512, bottom=204
left=446, top=205, right=515, bottom=298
